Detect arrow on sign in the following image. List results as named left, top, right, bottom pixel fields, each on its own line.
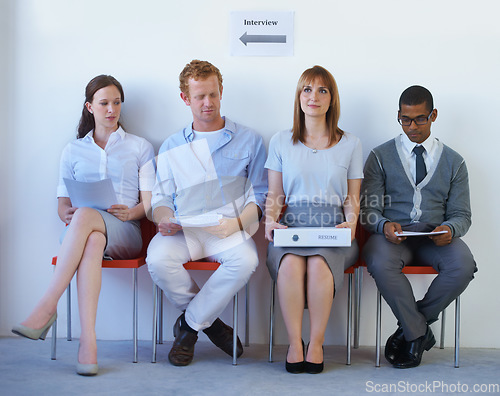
left=239, top=31, right=287, bottom=46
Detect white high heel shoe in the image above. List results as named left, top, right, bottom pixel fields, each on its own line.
left=77, top=344, right=98, bottom=376
left=12, top=312, right=57, bottom=340
left=76, top=363, right=98, bottom=376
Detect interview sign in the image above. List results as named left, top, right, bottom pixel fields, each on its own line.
left=230, top=11, right=294, bottom=57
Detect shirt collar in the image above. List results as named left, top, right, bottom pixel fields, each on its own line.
left=183, top=116, right=234, bottom=142
left=114, top=126, right=126, bottom=140
left=83, top=126, right=125, bottom=142
left=400, top=133, right=435, bottom=155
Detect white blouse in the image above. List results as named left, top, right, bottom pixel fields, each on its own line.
left=57, top=127, right=155, bottom=209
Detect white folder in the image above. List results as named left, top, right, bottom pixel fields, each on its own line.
left=274, top=227, right=351, bottom=247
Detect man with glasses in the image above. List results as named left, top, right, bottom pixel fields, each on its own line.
left=360, top=85, right=476, bottom=368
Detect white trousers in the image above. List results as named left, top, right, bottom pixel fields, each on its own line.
left=146, top=228, right=259, bottom=331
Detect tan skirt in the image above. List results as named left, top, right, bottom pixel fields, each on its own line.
left=59, top=209, right=141, bottom=260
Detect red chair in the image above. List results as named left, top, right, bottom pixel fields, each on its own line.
left=352, top=224, right=371, bottom=349
left=152, top=261, right=248, bottom=365
left=356, top=227, right=462, bottom=368
left=375, top=265, right=461, bottom=368
left=50, top=217, right=157, bottom=363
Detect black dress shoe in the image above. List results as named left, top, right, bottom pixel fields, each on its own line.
left=393, top=326, right=436, bottom=369
left=286, top=360, right=305, bottom=374
left=304, top=360, right=324, bottom=374
left=285, top=360, right=304, bottom=374
left=203, top=318, right=243, bottom=358
left=168, top=328, right=198, bottom=366
left=385, top=326, right=405, bottom=364
left=286, top=340, right=305, bottom=374
left=305, top=344, right=324, bottom=374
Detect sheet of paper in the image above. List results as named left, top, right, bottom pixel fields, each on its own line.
left=395, top=231, right=448, bottom=237
left=64, top=178, right=118, bottom=210
left=170, top=214, right=223, bottom=228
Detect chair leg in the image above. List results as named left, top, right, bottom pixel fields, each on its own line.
left=454, top=296, right=460, bottom=368
left=67, top=283, right=72, bottom=341
left=232, top=292, right=238, bottom=365
left=375, top=289, right=382, bottom=367
left=269, top=280, right=275, bottom=363
left=158, top=290, right=163, bottom=344
left=346, top=272, right=352, bottom=365
left=152, top=283, right=158, bottom=363
left=354, top=267, right=362, bottom=349
left=52, top=282, right=72, bottom=360
left=133, top=268, right=138, bottom=363
left=245, top=283, right=249, bottom=347
left=51, top=318, right=57, bottom=360
left=440, top=308, right=446, bottom=349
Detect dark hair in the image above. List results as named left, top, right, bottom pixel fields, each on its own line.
left=77, top=75, right=124, bottom=138
left=292, top=65, right=343, bottom=145
left=399, top=85, right=434, bottom=113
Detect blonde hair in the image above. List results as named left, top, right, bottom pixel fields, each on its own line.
left=179, top=60, right=223, bottom=97
left=292, top=65, right=343, bottom=145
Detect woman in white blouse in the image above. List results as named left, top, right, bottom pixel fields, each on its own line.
left=12, top=75, right=155, bottom=376
left=264, top=66, right=363, bottom=374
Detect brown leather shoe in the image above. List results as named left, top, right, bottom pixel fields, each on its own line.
left=203, top=318, right=243, bottom=358
left=168, top=329, right=198, bottom=366
left=173, top=314, right=182, bottom=337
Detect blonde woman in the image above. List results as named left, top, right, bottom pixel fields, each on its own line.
left=264, top=66, right=363, bottom=374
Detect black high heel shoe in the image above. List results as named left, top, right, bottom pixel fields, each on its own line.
left=286, top=340, right=305, bottom=374
left=305, top=344, right=324, bottom=374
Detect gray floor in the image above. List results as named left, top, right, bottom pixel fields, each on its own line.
left=1, top=336, right=499, bottom=396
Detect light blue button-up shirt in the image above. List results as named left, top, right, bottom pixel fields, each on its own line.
left=151, top=118, right=268, bottom=219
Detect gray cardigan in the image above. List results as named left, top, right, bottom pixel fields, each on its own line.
left=360, top=137, right=471, bottom=237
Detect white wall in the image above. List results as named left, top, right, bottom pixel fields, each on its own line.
left=2, top=0, right=499, bottom=349
left=1, top=0, right=14, bottom=338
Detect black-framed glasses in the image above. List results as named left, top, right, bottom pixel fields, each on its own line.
left=398, top=110, right=434, bottom=126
